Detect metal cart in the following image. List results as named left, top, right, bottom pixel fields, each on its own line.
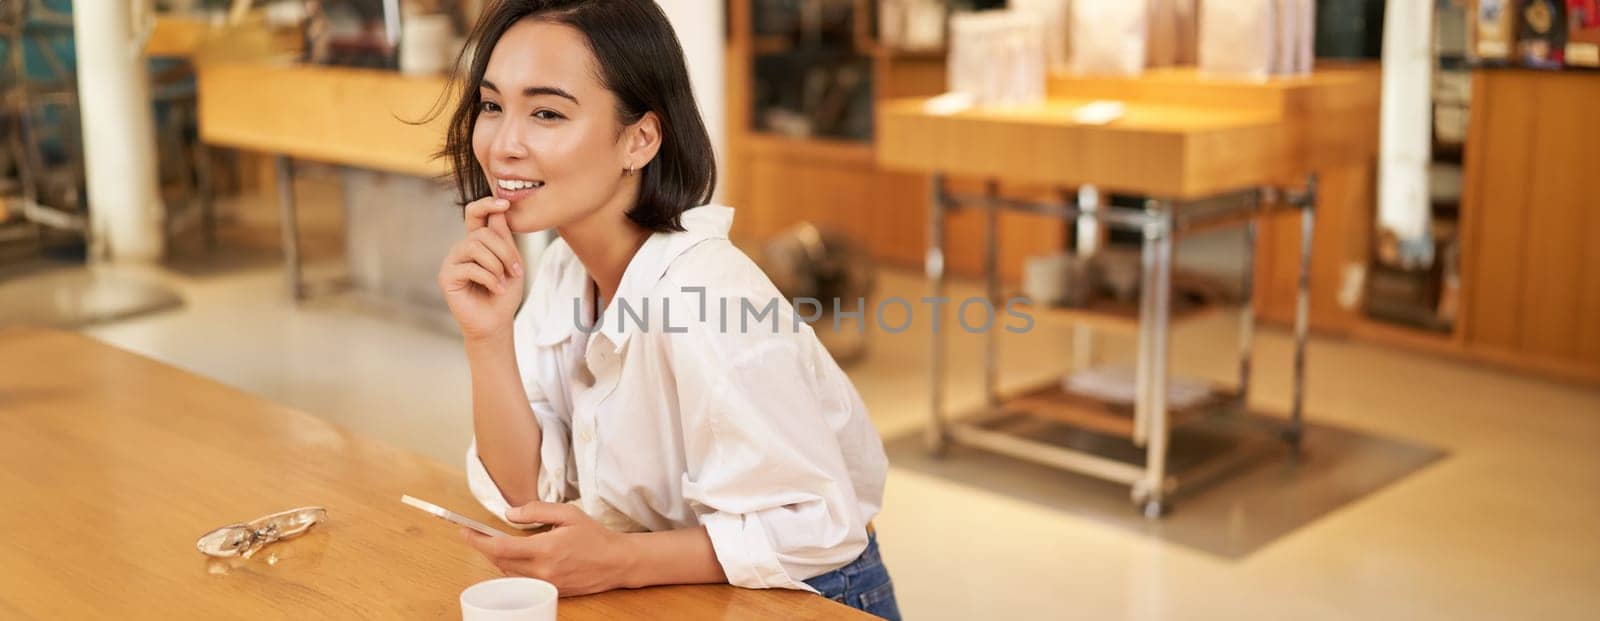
left=923, top=174, right=1316, bottom=518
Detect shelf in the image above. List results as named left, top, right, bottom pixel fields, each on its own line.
left=1006, top=272, right=1231, bottom=335
left=1014, top=294, right=1222, bottom=335
left=1432, top=141, right=1465, bottom=161
left=1350, top=318, right=1462, bottom=358
left=751, top=35, right=792, bottom=55
left=1467, top=61, right=1600, bottom=74
left=981, top=379, right=1238, bottom=440
left=741, top=133, right=875, bottom=164
left=866, top=45, right=947, bottom=62
left=751, top=35, right=865, bottom=57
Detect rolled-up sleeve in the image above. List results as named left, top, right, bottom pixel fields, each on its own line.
left=674, top=332, right=871, bottom=592
left=465, top=350, right=579, bottom=528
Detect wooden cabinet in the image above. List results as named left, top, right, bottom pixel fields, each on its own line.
left=1457, top=69, right=1600, bottom=382
left=725, top=0, right=919, bottom=266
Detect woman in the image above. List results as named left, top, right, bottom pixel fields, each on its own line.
left=434, top=1, right=899, bottom=618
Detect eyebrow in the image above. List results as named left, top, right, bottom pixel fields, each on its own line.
left=480, top=80, right=580, bottom=105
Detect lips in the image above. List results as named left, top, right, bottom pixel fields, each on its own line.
left=492, top=176, right=544, bottom=202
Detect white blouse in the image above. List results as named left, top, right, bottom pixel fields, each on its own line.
left=465, top=206, right=888, bottom=592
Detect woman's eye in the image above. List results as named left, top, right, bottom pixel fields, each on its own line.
left=533, top=109, right=565, bottom=121
left=478, top=101, right=502, bottom=114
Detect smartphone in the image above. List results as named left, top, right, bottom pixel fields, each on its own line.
left=401, top=494, right=511, bottom=538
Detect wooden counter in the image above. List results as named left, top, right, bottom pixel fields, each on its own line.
left=0, top=328, right=870, bottom=619
left=197, top=62, right=453, bottom=177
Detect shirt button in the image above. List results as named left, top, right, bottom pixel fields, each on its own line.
left=579, top=430, right=593, bottom=443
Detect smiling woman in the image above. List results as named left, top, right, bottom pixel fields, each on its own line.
left=424, top=2, right=900, bottom=619
left=437, top=0, right=716, bottom=234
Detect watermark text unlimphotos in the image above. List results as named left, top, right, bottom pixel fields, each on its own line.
left=573, top=286, right=1035, bottom=335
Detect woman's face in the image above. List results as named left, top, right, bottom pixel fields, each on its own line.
left=472, top=20, right=639, bottom=233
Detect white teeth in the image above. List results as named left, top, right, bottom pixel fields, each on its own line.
left=496, top=179, right=542, bottom=191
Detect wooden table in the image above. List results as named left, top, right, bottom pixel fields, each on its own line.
left=196, top=61, right=456, bottom=300
left=0, top=328, right=866, bottom=619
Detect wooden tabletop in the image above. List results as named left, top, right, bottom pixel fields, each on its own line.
left=877, top=65, right=1382, bottom=199
left=1047, top=65, right=1383, bottom=174
left=197, top=62, right=453, bottom=177
left=877, top=96, right=1282, bottom=200
left=146, top=16, right=301, bottom=62
left=0, top=328, right=867, bottom=619
left=146, top=16, right=213, bottom=59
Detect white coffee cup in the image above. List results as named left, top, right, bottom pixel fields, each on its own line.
left=460, top=577, right=558, bottom=621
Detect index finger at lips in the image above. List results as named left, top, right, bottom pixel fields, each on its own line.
left=487, top=212, right=516, bottom=245
left=464, top=197, right=510, bottom=232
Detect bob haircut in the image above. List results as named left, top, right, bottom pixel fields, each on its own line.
left=437, top=0, right=716, bottom=232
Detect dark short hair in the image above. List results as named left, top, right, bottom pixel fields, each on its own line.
left=435, top=0, right=716, bottom=232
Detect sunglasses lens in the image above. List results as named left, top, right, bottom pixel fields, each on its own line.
left=195, top=526, right=251, bottom=558
left=254, top=507, right=326, bottom=538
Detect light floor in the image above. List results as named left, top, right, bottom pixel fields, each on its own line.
left=73, top=238, right=1600, bottom=620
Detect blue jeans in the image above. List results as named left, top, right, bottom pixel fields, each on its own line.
left=803, top=532, right=902, bottom=620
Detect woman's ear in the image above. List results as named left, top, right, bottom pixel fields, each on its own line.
left=622, top=111, right=663, bottom=173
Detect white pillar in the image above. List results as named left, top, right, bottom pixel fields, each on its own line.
left=73, top=1, right=165, bottom=262
left=1377, top=0, right=1433, bottom=265
left=658, top=0, right=726, bottom=202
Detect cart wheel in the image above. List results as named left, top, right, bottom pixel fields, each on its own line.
left=1130, top=481, right=1151, bottom=505
left=1281, top=428, right=1305, bottom=462
left=1141, top=500, right=1168, bottom=520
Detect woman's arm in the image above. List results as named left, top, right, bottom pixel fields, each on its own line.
left=462, top=501, right=727, bottom=596
left=466, top=332, right=544, bottom=508
left=440, top=198, right=546, bottom=509
left=617, top=526, right=728, bottom=588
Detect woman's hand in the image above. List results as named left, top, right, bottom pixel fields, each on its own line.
left=440, top=197, right=526, bottom=342
left=461, top=501, right=636, bottom=596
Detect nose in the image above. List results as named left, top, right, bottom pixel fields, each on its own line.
left=489, top=116, right=529, bottom=163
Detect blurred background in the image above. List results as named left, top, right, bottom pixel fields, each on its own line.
left=1, top=1, right=1596, bottom=619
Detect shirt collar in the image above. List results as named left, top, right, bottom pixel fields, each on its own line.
left=533, top=205, right=734, bottom=351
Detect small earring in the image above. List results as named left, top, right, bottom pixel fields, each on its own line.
left=625, top=163, right=635, bottom=176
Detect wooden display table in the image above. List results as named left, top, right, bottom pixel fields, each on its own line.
left=874, top=74, right=1369, bottom=515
